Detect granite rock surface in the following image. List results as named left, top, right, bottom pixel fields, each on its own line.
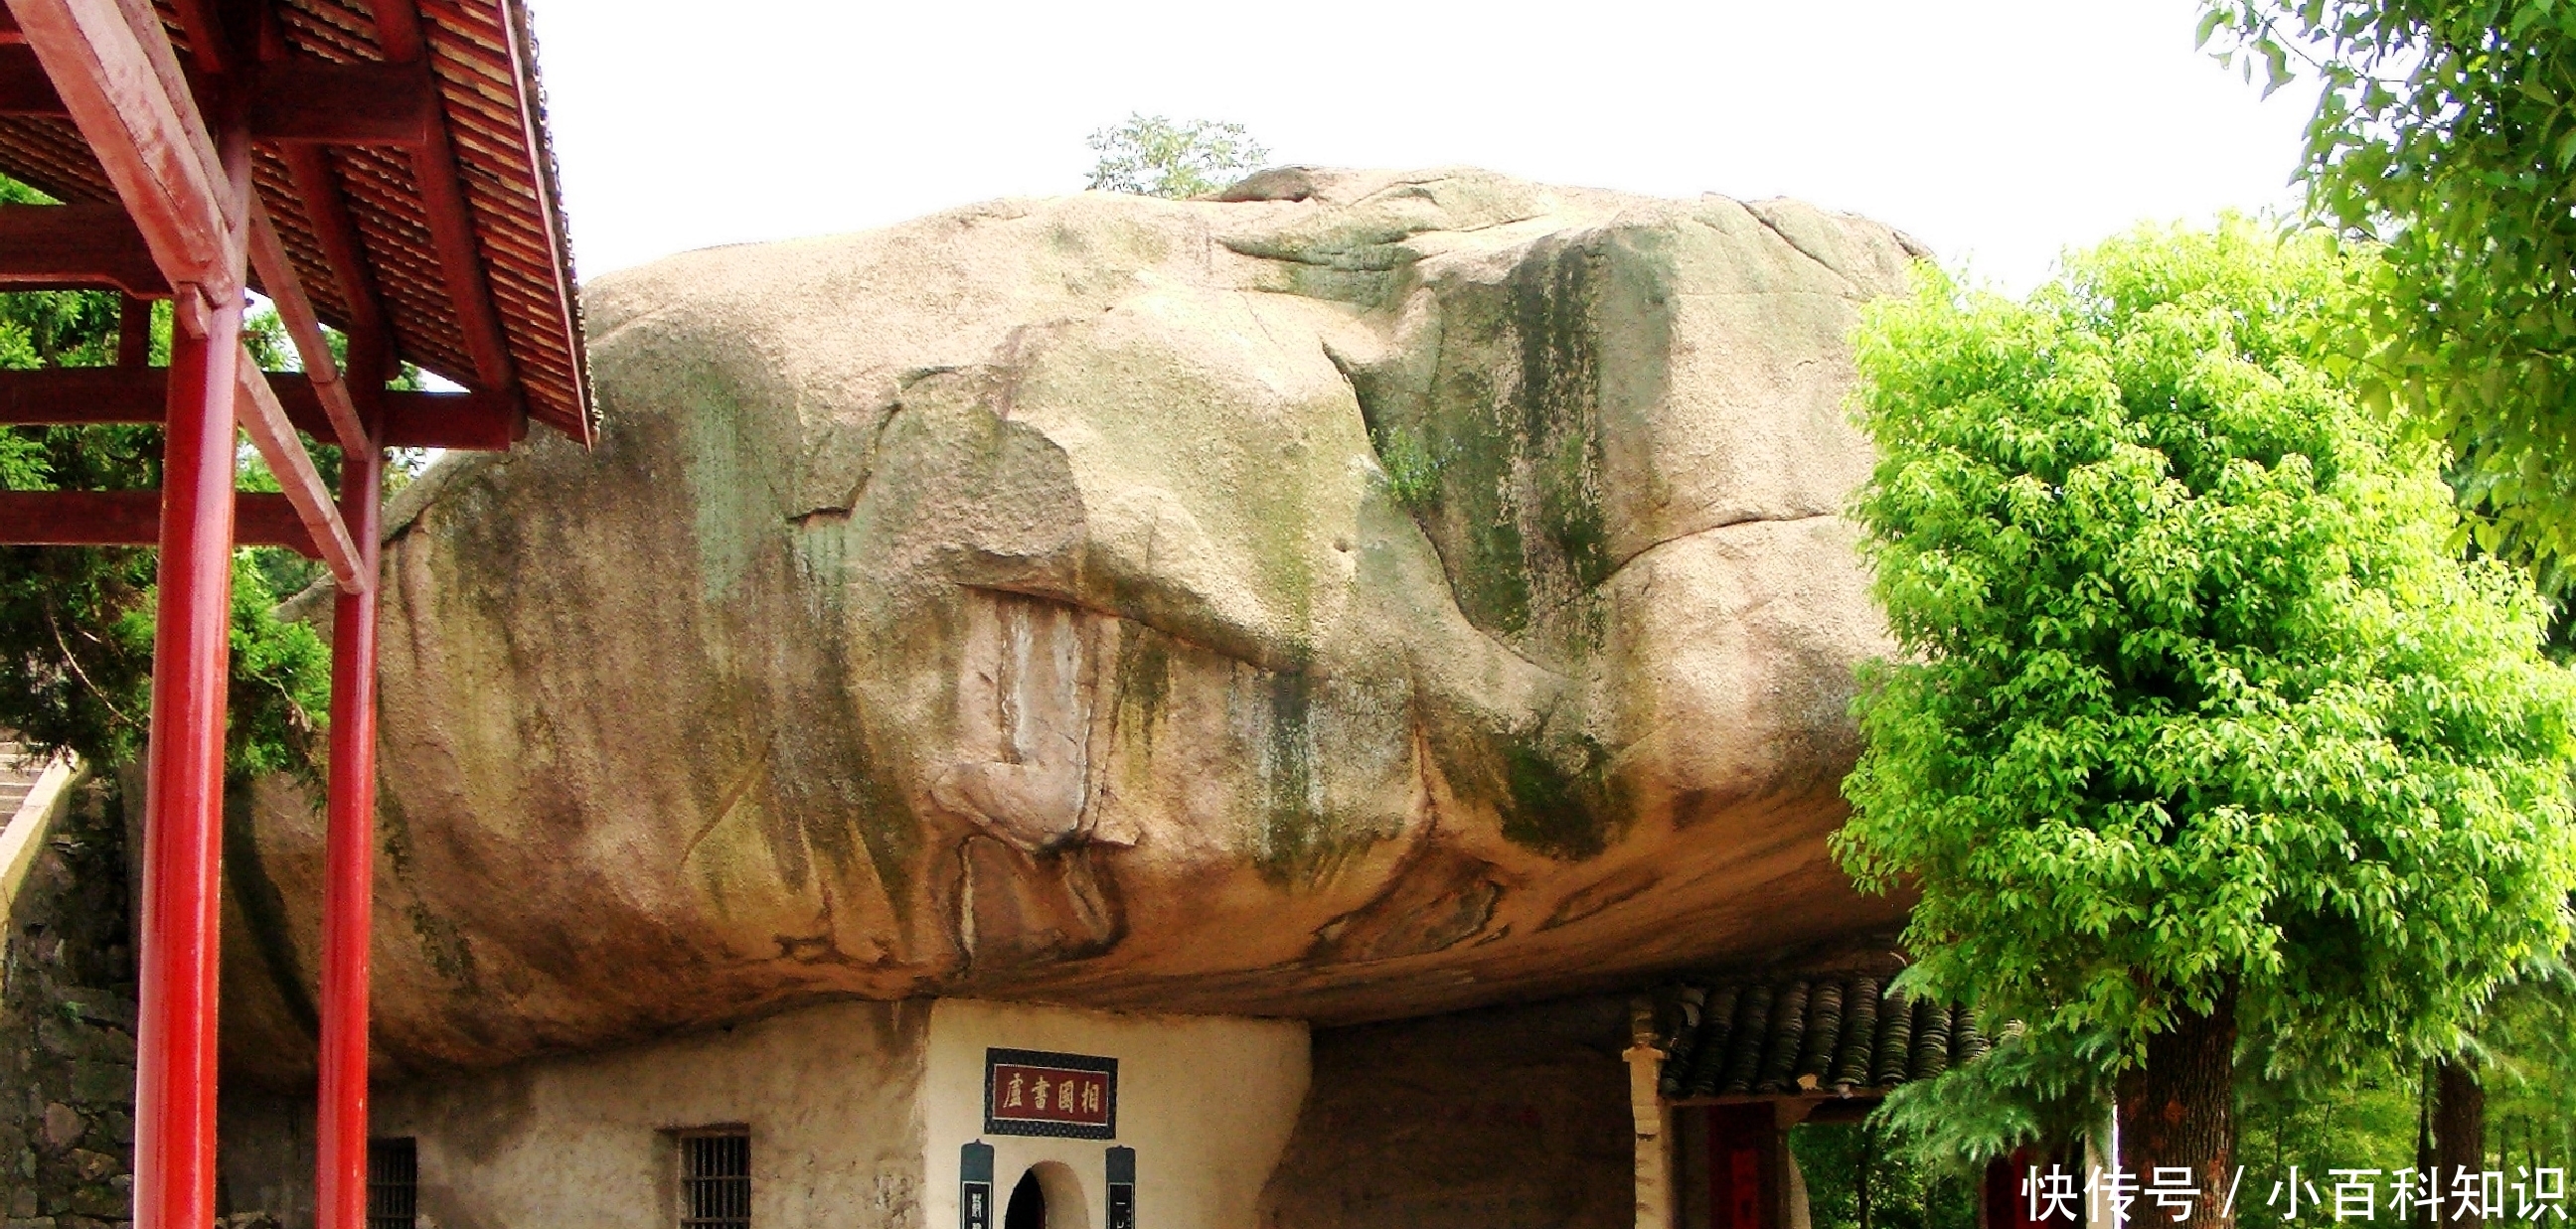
left=223, top=168, right=1922, bottom=1079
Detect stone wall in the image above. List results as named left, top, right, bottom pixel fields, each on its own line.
left=0, top=782, right=137, bottom=1229
left=222, top=999, right=934, bottom=1229
left=1256, top=994, right=1636, bottom=1229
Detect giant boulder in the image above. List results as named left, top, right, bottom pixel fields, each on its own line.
left=222, top=168, right=1922, bottom=1080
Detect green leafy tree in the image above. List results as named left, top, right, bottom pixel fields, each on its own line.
left=1084, top=113, right=1268, bottom=199
left=2200, top=2, right=2576, bottom=591
left=1836, top=220, right=2576, bottom=1216
left=0, top=172, right=330, bottom=780
left=2198, top=4, right=2576, bottom=1181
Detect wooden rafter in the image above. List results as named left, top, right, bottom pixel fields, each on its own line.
left=490, top=0, right=586, bottom=441
left=161, top=0, right=225, bottom=74
left=371, top=0, right=522, bottom=419
left=278, top=144, right=390, bottom=373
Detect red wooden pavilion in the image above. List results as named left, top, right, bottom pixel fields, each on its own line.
left=0, top=0, right=589, bottom=1225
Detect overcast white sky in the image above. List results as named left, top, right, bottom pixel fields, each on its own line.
left=525, top=0, right=2318, bottom=295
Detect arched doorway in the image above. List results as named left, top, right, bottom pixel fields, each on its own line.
left=1005, top=1169, right=1046, bottom=1229
left=1002, top=1160, right=1087, bottom=1229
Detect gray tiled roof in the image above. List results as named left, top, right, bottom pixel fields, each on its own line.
left=1657, top=976, right=1990, bottom=1100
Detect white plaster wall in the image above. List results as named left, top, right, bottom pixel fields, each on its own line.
left=371, top=999, right=930, bottom=1229
left=922, top=999, right=1309, bottom=1229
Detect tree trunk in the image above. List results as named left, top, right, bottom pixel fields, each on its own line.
left=2417, top=1060, right=2437, bottom=1187
left=2431, top=1058, right=2485, bottom=1227
left=1857, top=1120, right=1873, bottom=1229
left=2117, top=989, right=2237, bottom=1229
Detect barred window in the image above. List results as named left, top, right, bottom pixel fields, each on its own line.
left=366, top=1138, right=417, bottom=1229
left=680, top=1131, right=752, bottom=1229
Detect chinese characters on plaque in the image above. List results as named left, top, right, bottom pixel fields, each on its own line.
left=984, top=1047, right=1118, bottom=1140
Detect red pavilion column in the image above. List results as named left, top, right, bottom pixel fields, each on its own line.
left=132, top=284, right=244, bottom=1229
left=315, top=440, right=385, bottom=1229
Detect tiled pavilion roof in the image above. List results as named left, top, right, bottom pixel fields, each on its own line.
left=0, top=0, right=592, bottom=441
left=1657, top=973, right=1994, bottom=1102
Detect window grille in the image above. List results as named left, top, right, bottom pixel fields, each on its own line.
left=680, top=1131, right=752, bottom=1229
left=366, top=1138, right=417, bottom=1229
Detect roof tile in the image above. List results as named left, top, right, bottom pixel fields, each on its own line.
left=1658, top=974, right=1984, bottom=1100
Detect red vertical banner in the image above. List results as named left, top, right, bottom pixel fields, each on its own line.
left=1704, top=1103, right=1777, bottom=1229
left=1731, top=1149, right=1764, bottom=1228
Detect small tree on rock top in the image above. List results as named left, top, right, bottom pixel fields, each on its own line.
left=1084, top=113, right=1268, bottom=200
left=1836, top=220, right=2576, bottom=1221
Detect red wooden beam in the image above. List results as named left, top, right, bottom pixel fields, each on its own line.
left=0, top=46, right=435, bottom=145
left=411, top=111, right=519, bottom=403
left=0, top=202, right=167, bottom=296
left=367, top=3, right=426, bottom=113
left=0, top=367, right=527, bottom=450
left=0, top=489, right=332, bottom=555
left=9, top=0, right=240, bottom=303
left=377, top=390, right=522, bottom=450
left=0, top=367, right=213, bottom=424
left=236, top=357, right=365, bottom=589
left=248, top=201, right=369, bottom=453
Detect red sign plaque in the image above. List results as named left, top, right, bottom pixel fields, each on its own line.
left=985, top=1048, right=1118, bottom=1139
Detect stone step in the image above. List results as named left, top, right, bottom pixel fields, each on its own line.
left=0, top=736, right=54, bottom=818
